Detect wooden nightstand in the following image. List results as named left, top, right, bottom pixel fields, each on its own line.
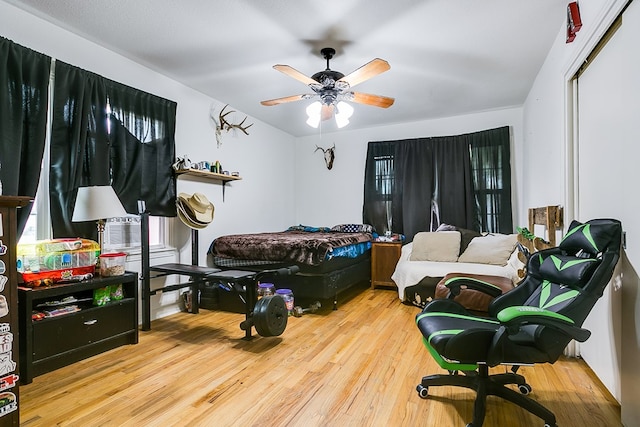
left=371, top=241, right=403, bottom=289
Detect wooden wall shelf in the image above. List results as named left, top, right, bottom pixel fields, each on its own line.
left=175, top=169, right=241, bottom=201
left=175, top=168, right=242, bottom=182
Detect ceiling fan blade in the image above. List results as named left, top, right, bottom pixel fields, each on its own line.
left=260, top=94, right=307, bottom=106
left=351, top=92, right=395, bottom=108
left=321, top=104, right=334, bottom=121
left=273, top=64, right=317, bottom=86
left=338, top=58, right=390, bottom=88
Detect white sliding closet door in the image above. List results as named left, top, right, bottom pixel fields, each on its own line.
left=575, top=1, right=640, bottom=424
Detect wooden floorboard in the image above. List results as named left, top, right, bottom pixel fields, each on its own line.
left=20, top=287, right=621, bottom=426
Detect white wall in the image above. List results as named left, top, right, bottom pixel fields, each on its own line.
left=521, top=28, right=567, bottom=211
left=294, top=108, right=524, bottom=228
left=522, top=0, right=625, bottom=217
left=0, top=1, right=296, bottom=320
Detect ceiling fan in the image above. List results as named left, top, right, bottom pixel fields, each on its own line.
left=261, top=47, right=394, bottom=127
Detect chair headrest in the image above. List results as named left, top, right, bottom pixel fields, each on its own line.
left=539, top=254, right=600, bottom=287
left=559, top=219, right=622, bottom=255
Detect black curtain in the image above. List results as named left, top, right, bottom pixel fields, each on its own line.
left=107, top=81, right=176, bottom=216
left=393, top=139, right=438, bottom=241
left=363, top=126, right=510, bottom=242
left=466, top=126, right=512, bottom=233
left=50, top=61, right=110, bottom=239
left=428, top=136, right=476, bottom=231
left=50, top=61, right=176, bottom=239
left=0, top=36, right=51, bottom=236
left=363, top=141, right=395, bottom=236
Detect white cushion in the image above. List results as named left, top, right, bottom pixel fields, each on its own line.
left=458, top=233, right=518, bottom=266
left=410, top=231, right=460, bottom=262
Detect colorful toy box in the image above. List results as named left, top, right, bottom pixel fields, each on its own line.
left=17, top=239, right=100, bottom=287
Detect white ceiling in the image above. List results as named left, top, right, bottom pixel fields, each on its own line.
left=5, top=0, right=567, bottom=137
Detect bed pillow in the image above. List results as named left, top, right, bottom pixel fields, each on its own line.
left=435, top=224, right=481, bottom=254
left=410, top=231, right=461, bottom=262
left=457, top=228, right=482, bottom=255
left=435, top=223, right=457, bottom=231
left=458, top=233, right=518, bottom=266
left=331, top=223, right=375, bottom=233
left=286, top=225, right=331, bottom=232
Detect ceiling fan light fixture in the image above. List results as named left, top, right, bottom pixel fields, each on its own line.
left=335, top=101, right=354, bottom=128
left=306, top=101, right=322, bottom=128
left=267, top=47, right=392, bottom=129
left=307, top=100, right=354, bottom=129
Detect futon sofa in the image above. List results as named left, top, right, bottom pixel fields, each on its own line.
left=392, top=229, right=523, bottom=308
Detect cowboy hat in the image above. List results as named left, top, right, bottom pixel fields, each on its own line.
left=177, top=205, right=207, bottom=230
left=177, top=198, right=209, bottom=226
left=176, top=192, right=214, bottom=228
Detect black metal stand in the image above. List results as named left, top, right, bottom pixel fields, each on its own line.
left=139, top=210, right=295, bottom=339
left=140, top=211, right=220, bottom=331
left=141, top=212, right=151, bottom=330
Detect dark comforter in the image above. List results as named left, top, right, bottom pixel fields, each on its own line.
left=210, top=231, right=373, bottom=266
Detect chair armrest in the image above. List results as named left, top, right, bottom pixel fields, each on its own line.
left=443, top=276, right=504, bottom=299
left=420, top=298, right=471, bottom=316
left=496, top=306, right=591, bottom=342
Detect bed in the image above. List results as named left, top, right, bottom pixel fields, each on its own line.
left=208, top=224, right=374, bottom=307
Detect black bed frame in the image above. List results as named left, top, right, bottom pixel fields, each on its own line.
left=218, top=254, right=372, bottom=309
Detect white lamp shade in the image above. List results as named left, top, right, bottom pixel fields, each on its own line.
left=72, top=186, right=128, bottom=222
left=335, top=101, right=354, bottom=128
left=306, top=100, right=354, bottom=129
left=306, top=101, right=322, bottom=128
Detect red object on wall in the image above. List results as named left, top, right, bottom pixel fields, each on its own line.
left=568, top=2, right=583, bottom=32
left=566, top=22, right=576, bottom=43
left=566, top=1, right=582, bottom=43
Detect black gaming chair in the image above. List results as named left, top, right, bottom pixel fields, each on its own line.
left=415, top=218, right=622, bottom=427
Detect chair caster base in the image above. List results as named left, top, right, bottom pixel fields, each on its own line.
left=416, top=384, right=429, bottom=399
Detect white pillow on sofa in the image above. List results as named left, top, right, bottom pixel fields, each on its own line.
left=458, top=233, right=518, bottom=266
left=410, top=231, right=460, bottom=262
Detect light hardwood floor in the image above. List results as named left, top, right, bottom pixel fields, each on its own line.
left=20, top=285, right=621, bottom=426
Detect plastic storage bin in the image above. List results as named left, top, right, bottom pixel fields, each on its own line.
left=17, top=239, right=100, bottom=287
left=99, top=252, right=127, bottom=276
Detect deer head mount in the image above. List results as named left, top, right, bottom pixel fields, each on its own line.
left=211, top=104, right=254, bottom=147
left=315, top=143, right=336, bottom=170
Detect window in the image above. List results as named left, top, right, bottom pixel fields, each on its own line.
left=469, top=135, right=512, bottom=233
left=363, top=127, right=512, bottom=239
left=20, top=198, right=38, bottom=244
left=374, top=155, right=394, bottom=197
left=374, top=154, right=394, bottom=233
left=17, top=65, right=170, bottom=251
left=18, top=141, right=167, bottom=249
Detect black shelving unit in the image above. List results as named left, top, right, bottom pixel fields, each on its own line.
left=18, top=272, right=138, bottom=384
